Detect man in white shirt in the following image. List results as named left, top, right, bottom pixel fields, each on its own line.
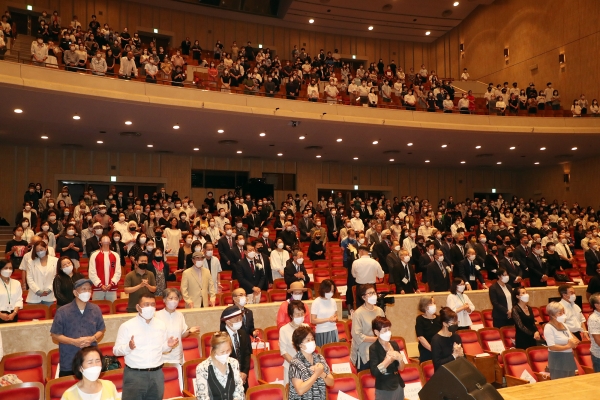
left=119, top=51, right=138, bottom=80
left=145, top=57, right=158, bottom=83
left=458, top=93, right=470, bottom=114
left=90, top=51, right=107, bottom=75
left=544, top=82, right=554, bottom=107
left=450, top=217, right=466, bottom=236
left=307, top=79, right=319, bottom=102
left=418, top=218, right=433, bottom=238
left=558, top=285, right=588, bottom=341
left=31, top=36, right=48, bottom=66
left=351, top=246, right=384, bottom=284
left=114, top=293, right=179, bottom=400
left=402, top=228, right=417, bottom=253
left=324, top=79, right=339, bottom=104
left=556, top=234, right=576, bottom=270
left=350, top=211, right=365, bottom=233
left=460, top=68, right=470, bottom=81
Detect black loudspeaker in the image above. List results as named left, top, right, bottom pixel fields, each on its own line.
left=419, top=358, right=503, bottom=400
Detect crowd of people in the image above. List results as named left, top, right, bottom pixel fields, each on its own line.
left=3, top=182, right=600, bottom=399
left=3, top=10, right=598, bottom=115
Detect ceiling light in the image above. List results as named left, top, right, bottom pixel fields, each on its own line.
left=540, top=147, right=546, bottom=150
left=425, top=160, right=430, bottom=163
left=353, top=157, right=359, bottom=160
left=425, top=31, right=431, bottom=36
left=534, top=162, right=540, bottom=165
left=96, top=140, right=103, bottom=144
left=193, top=148, right=199, bottom=151
left=407, top=143, right=413, bottom=146
left=299, top=136, right=305, bottom=140
left=336, top=138, right=343, bottom=142
left=316, top=155, right=321, bottom=158
left=173, top=124, right=180, bottom=130
left=13, top=109, right=23, bottom=114
left=453, top=1, right=459, bottom=6
left=441, top=144, right=447, bottom=148
left=41, top=135, right=48, bottom=139
left=460, top=161, right=466, bottom=164
left=475, top=145, right=481, bottom=149
left=571, top=147, right=578, bottom=150
left=259, top=132, right=266, bottom=137
left=125, top=121, right=132, bottom=125
left=147, top=144, right=153, bottom=147
left=277, top=153, right=283, bottom=156
left=368, top=26, right=374, bottom=31
left=237, top=150, right=242, bottom=154
left=497, top=162, right=502, bottom=165
left=73, top=115, right=80, bottom=120
left=309, top=19, right=314, bottom=23
left=372, top=140, right=379, bottom=145
left=218, top=129, right=224, bottom=133
left=510, top=146, right=516, bottom=150
left=389, top=159, right=394, bottom=162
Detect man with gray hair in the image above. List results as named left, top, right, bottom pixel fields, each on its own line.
left=558, top=284, right=588, bottom=341
left=586, top=292, right=600, bottom=372
left=180, top=251, right=216, bottom=308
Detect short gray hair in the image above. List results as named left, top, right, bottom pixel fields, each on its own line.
left=162, top=288, right=182, bottom=300
left=590, top=293, right=600, bottom=309
left=545, top=301, right=564, bottom=318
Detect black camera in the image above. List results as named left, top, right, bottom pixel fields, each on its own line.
left=376, top=291, right=395, bottom=312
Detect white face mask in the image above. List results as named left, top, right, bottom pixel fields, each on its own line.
left=67, top=229, right=75, bottom=236
left=139, top=237, right=147, bottom=244
left=166, top=299, right=179, bottom=310
left=62, top=266, right=73, bottom=275
left=186, top=238, right=193, bottom=244
left=325, top=292, right=334, bottom=299
left=193, top=229, right=200, bottom=236
left=77, top=291, right=91, bottom=302
left=302, top=340, right=316, bottom=354
left=237, top=296, right=247, bottom=307
left=569, top=294, right=576, bottom=303
left=395, top=245, right=401, bottom=252
left=263, top=231, right=269, bottom=238
left=214, top=353, right=230, bottom=364
left=1, top=269, right=12, bottom=278
left=140, top=306, right=156, bottom=320
left=293, top=316, right=304, bottom=324
left=556, top=315, right=567, bottom=323
left=195, top=260, right=203, bottom=268
left=230, top=321, right=243, bottom=331
left=37, top=250, right=47, bottom=258
left=81, top=365, right=102, bottom=382
left=379, top=331, right=392, bottom=342
left=519, top=294, right=530, bottom=303
left=277, top=242, right=284, bottom=249
left=427, top=249, right=434, bottom=255
left=247, top=251, right=256, bottom=259
left=468, top=254, right=476, bottom=261
left=437, top=255, right=444, bottom=262
left=500, top=275, right=510, bottom=283
left=205, top=250, right=213, bottom=257
left=296, top=257, right=304, bottom=265
left=367, top=294, right=378, bottom=305
left=292, top=293, right=303, bottom=301
left=427, top=304, right=437, bottom=314
left=226, top=229, right=232, bottom=236
left=358, top=238, right=365, bottom=244
left=457, top=285, right=465, bottom=293
left=402, top=255, right=410, bottom=263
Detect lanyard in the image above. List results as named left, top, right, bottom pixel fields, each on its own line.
left=1, top=279, right=11, bottom=305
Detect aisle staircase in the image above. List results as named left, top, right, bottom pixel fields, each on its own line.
left=0, top=226, right=14, bottom=259
left=4, top=34, right=36, bottom=63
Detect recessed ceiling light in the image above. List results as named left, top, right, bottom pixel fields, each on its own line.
left=475, top=145, right=481, bottom=149
left=368, top=26, right=374, bottom=31
left=571, top=147, right=578, bottom=150
left=193, top=148, right=199, bottom=151
left=510, top=146, right=516, bottom=150
left=73, top=115, right=80, bottom=120
left=259, top=132, right=266, bottom=137
left=277, top=153, right=283, bottom=156
left=218, top=129, right=224, bottom=133
left=309, top=19, right=314, bottom=23
left=389, top=159, right=395, bottom=162
left=125, top=121, right=132, bottom=125
left=173, top=124, right=180, bottom=130
left=460, top=161, right=466, bottom=164
left=407, top=143, right=413, bottom=146
left=425, top=31, right=431, bottom=36
left=299, top=136, right=306, bottom=140
left=41, top=135, right=48, bottom=139
left=441, top=144, right=447, bottom=148
left=425, top=160, right=430, bottom=163
left=372, top=140, right=379, bottom=145
left=316, top=155, right=321, bottom=158
left=534, top=162, right=540, bottom=165
left=497, top=162, right=502, bottom=165
left=353, top=157, right=359, bottom=160
left=147, top=144, right=153, bottom=148
left=97, top=140, right=103, bottom=144
left=540, top=147, right=546, bottom=151
left=336, top=138, right=343, bottom=142
left=453, top=1, right=459, bottom=6
left=13, top=109, right=22, bottom=114
left=237, top=150, right=242, bottom=154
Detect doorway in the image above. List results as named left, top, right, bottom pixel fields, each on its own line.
left=8, top=7, right=45, bottom=36
left=138, top=32, right=171, bottom=51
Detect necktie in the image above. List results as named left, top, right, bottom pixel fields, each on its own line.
left=404, top=263, right=410, bottom=280
left=233, top=333, right=240, bottom=356
left=439, top=262, right=446, bottom=277
left=333, top=218, right=337, bottom=230
left=265, top=238, right=268, bottom=247
left=249, top=260, right=255, bottom=273
left=241, top=249, right=245, bottom=259
left=565, top=244, right=571, bottom=258
left=228, top=237, right=232, bottom=248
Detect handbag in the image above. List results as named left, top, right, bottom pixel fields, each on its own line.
left=101, top=355, right=121, bottom=371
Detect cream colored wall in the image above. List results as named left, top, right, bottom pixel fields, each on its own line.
left=430, top=0, right=600, bottom=106
left=0, top=145, right=518, bottom=221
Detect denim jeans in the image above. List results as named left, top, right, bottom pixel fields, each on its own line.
left=592, top=354, right=600, bottom=373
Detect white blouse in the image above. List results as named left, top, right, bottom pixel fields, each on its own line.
left=26, top=256, right=58, bottom=303
left=544, top=323, right=575, bottom=353
left=164, top=228, right=182, bottom=257
left=270, top=249, right=289, bottom=280
left=0, top=278, right=23, bottom=312
left=446, top=293, right=474, bottom=327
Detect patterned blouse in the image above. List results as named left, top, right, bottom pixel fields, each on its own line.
left=195, top=356, right=245, bottom=400
left=288, top=351, right=330, bottom=400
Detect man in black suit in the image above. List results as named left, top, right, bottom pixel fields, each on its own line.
left=372, top=230, right=392, bottom=270
left=500, top=246, right=523, bottom=287
left=585, top=239, right=600, bottom=277
left=216, top=224, right=236, bottom=272
left=234, top=244, right=266, bottom=304
left=85, top=222, right=103, bottom=256
left=255, top=227, right=276, bottom=258
left=253, top=241, right=272, bottom=290
left=219, top=306, right=251, bottom=389
left=220, top=288, right=256, bottom=340
left=231, top=197, right=245, bottom=219
left=284, top=249, right=310, bottom=298
left=473, top=233, right=489, bottom=260
left=387, top=246, right=419, bottom=294
left=431, top=230, right=445, bottom=250
left=298, top=209, right=314, bottom=242
left=419, top=242, right=436, bottom=279
left=230, top=234, right=246, bottom=265
left=425, top=249, right=451, bottom=292
left=455, top=248, right=487, bottom=290
left=512, top=235, right=531, bottom=278
left=326, top=210, right=342, bottom=242
left=128, top=205, right=147, bottom=227
left=450, top=234, right=467, bottom=267
left=484, top=244, right=501, bottom=280
left=488, top=268, right=514, bottom=328
left=440, top=233, right=454, bottom=267
left=280, top=221, right=299, bottom=251
left=433, top=212, right=447, bottom=232
left=526, top=242, right=549, bottom=287
left=244, top=206, right=262, bottom=237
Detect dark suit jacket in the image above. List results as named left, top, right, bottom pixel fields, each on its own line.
left=585, top=249, right=600, bottom=276
left=231, top=246, right=244, bottom=265
left=224, top=326, right=251, bottom=376
left=419, top=253, right=435, bottom=278
left=244, top=213, right=262, bottom=231
left=369, top=339, right=405, bottom=390
left=255, top=253, right=272, bottom=288
left=231, top=203, right=245, bottom=218
left=455, top=258, right=485, bottom=289
left=526, top=253, right=548, bottom=287
left=284, top=259, right=310, bottom=288
left=85, top=235, right=101, bottom=256
left=450, top=245, right=466, bottom=266
left=217, top=236, right=235, bottom=267
left=220, top=308, right=255, bottom=340
left=500, top=258, right=521, bottom=286
left=234, top=258, right=266, bottom=293
left=473, top=243, right=488, bottom=260
left=255, top=236, right=276, bottom=257
left=373, top=240, right=392, bottom=270
left=298, top=218, right=314, bottom=242
left=440, top=242, right=453, bottom=265
left=489, top=282, right=514, bottom=328
left=128, top=213, right=147, bottom=226
left=484, top=254, right=500, bottom=280
left=326, top=215, right=342, bottom=241
left=513, top=245, right=530, bottom=278
left=387, top=252, right=418, bottom=294
left=433, top=219, right=446, bottom=232
left=425, top=260, right=451, bottom=292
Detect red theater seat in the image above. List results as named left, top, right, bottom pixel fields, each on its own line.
left=574, top=341, right=595, bottom=374
left=321, top=342, right=356, bottom=374
left=0, top=382, right=44, bottom=400
left=245, top=383, right=286, bottom=400
left=162, top=365, right=183, bottom=398
left=0, top=351, right=46, bottom=384
left=91, top=299, right=113, bottom=315
left=96, top=342, right=124, bottom=369
left=358, top=370, right=376, bottom=400
left=265, top=326, right=280, bottom=351
left=182, top=336, right=201, bottom=362
left=482, top=309, right=494, bottom=328
left=257, top=350, right=285, bottom=384
left=502, top=349, right=538, bottom=386
left=201, top=332, right=216, bottom=358
left=17, top=304, right=50, bottom=322
left=45, top=376, right=78, bottom=400
left=500, top=326, right=516, bottom=348
left=421, top=360, right=434, bottom=382
left=47, top=349, right=60, bottom=381
left=526, top=346, right=549, bottom=379
left=336, top=321, right=349, bottom=342
left=327, top=373, right=362, bottom=400
left=182, top=358, right=205, bottom=397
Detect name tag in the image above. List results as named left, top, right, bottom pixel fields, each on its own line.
left=402, top=278, right=409, bottom=284
left=469, top=275, right=475, bottom=281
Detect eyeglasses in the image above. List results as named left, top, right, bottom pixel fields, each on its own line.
left=365, top=291, right=376, bottom=297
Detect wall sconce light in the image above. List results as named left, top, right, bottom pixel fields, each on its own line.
left=559, top=53, right=565, bottom=64
left=459, top=43, right=464, bottom=52
left=504, top=48, right=509, bottom=58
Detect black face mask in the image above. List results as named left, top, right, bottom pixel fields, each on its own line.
left=138, top=263, right=148, bottom=270
left=129, top=227, right=136, bottom=231
left=507, top=252, right=514, bottom=258
left=459, top=240, right=467, bottom=245
left=156, top=232, right=163, bottom=237
left=448, top=324, right=459, bottom=333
